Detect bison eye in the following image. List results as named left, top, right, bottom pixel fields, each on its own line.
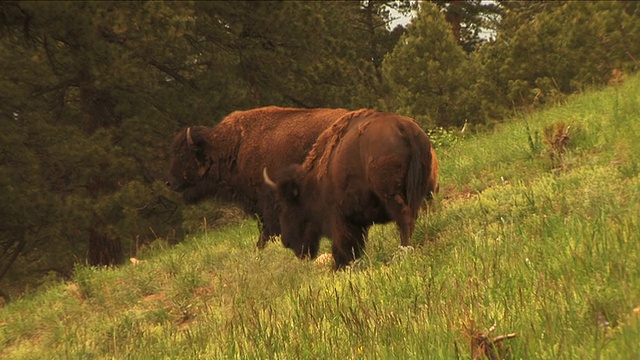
left=282, top=179, right=300, bottom=202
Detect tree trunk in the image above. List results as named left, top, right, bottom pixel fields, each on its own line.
left=88, top=229, right=123, bottom=266
left=0, top=240, right=26, bottom=283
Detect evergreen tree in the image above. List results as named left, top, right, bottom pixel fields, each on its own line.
left=382, top=2, right=471, bottom=127
left=0, top=2, right=189, bottom=290
left=192, top=1, right=405, bottom=110
left=431, top=0, right=501, bottom=52
left=0, top=1, right=408, bottom=293
left=476, top=1, right=640, bottom=115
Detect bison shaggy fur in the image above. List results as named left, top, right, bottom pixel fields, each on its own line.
left=167, top=106, right=349, bottom=248
left=265, top=109, right=437, bottom=269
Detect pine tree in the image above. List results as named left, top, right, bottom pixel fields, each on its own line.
left=382, top=2, right=470, bottom=127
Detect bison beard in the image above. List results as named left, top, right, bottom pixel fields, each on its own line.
left=167, top=106, right=350, bottom=248
left=265, top=109, right=436, bottom=269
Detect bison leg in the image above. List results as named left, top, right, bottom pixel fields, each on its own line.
left=384, top=194, right=415, bottom=247
left=301, top=224, right=321, bottom=259
left=255, top=213, right=280, bottom=249
left=331, top=221, right=368, bottom=269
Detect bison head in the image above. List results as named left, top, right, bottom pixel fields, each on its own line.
left=263, top=166, right=320, bottom=259
left=167, top=126, right=212, bottom=202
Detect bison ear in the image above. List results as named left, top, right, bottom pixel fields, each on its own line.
left=280, top=179, right=300, bottom=203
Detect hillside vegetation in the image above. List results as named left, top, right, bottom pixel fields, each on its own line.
left=4, top=2, right=640, bottom=290
left=1, top=76, right=639, bottom=359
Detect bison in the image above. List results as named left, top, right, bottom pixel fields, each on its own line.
left=263, top=109, right=437, bottom=269
left=167, top=106, right=349, bottom=248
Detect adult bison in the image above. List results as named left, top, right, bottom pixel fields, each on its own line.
left=263, top=109, right=437, bottom=269
left=167, top=106, right=349, bottom=248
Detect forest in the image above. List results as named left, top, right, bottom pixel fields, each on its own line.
left=1, top=1, right=639, bottom=298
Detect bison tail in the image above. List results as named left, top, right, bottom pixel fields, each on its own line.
left=406, top=137, right=431, bottom=218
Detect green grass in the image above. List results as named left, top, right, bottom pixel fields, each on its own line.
left=2, top=76, right=640, bottom=359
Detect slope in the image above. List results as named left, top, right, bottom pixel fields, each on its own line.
left=1, top=75, right=640, bottom=359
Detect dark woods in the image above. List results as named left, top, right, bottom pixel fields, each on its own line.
left=0, top=1, right=638, bottom=296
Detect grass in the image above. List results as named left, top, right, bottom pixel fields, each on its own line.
left=2, top=75, right=640, bottom=359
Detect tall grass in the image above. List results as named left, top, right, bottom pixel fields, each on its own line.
left=1, top=75, right=640, bottom=359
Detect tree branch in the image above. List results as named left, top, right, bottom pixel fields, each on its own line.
left=148, top=59, right=199, bottom=91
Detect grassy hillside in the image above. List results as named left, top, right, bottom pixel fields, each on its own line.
left=2, top=75, right=640, bottom=359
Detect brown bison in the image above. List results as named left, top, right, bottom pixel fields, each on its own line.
left=167, top=106, right=349, bottom=248
left=263, top=109, right=437, bottom=269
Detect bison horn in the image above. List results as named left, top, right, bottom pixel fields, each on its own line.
left=263, top=167, right=277, bottom=189
left=186, top=127, right=194, bottom=148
